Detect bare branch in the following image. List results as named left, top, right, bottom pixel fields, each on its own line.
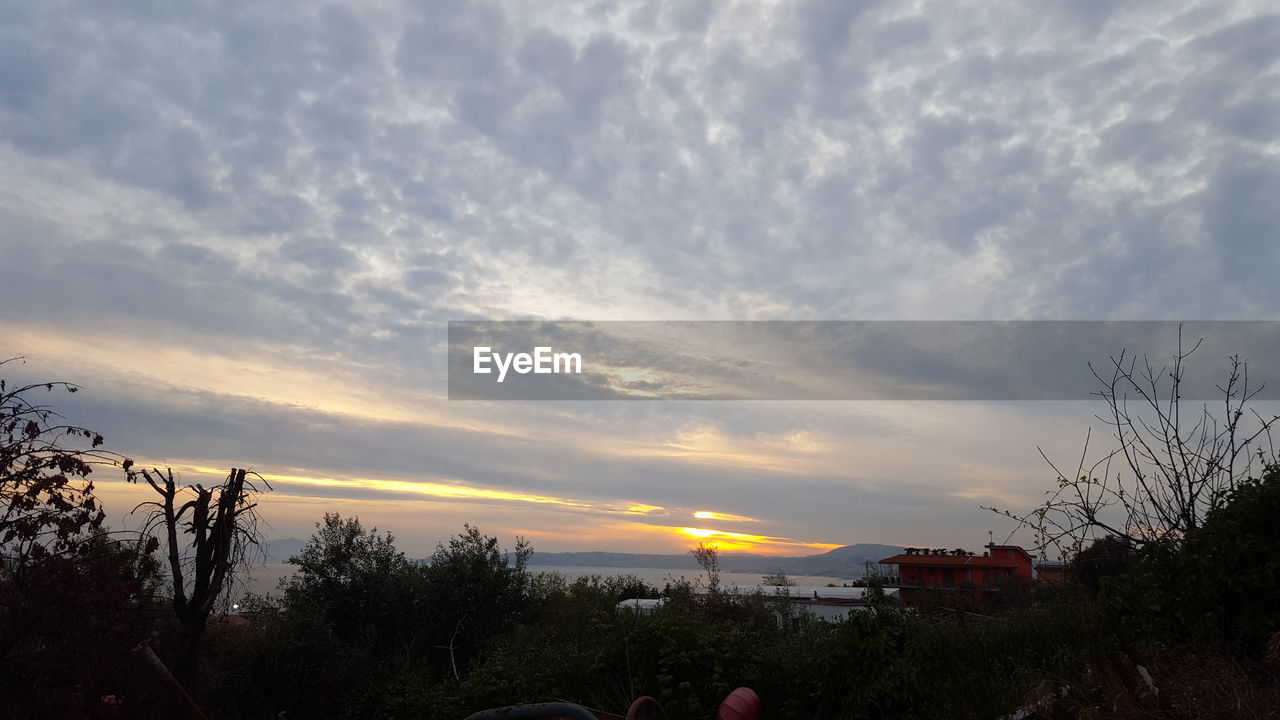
left=993, top=328, right=1277, bottom=559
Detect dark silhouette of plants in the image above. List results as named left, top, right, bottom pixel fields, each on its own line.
left=128, top=465, right=269, bottom=690
left=990, top=331, right=1278, bottom=558
left=1, top=357, right=129, bottom=572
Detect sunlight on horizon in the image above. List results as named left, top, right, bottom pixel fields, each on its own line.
left=678, top=526, right=841, bottom=554
left=89, top=461, right=845, bottom=556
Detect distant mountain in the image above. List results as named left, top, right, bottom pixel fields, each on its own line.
left=752, top=544, right=906, bottom=578
left=260, top=537, right=907, bottom=580
left=526, top=551, right=703, bottom=570
left=262, top=537, right=307, bottom=562
left=529, top=543, right=903, bottom=579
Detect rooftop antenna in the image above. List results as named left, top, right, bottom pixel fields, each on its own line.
left=988, top=530, right=993, bottom=546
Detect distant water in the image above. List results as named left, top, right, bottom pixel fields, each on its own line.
left=229, top=562, right=854, bottom=604
left=233, top=562, right=296, bottom=600
left=526, top=565, right=852, bottom=590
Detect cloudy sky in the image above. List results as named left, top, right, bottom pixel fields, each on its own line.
left=2, top=0, right=1278, bottom=558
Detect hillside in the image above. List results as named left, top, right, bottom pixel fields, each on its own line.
left=264, top=538, right=904, bottom=580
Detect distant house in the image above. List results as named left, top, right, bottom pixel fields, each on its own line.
left=617, top=586, right=901, bottom=624
left=615, top=598, right=666, bottom=614
left=878, top=544, right=1035, bottom=605
left=1033, top=559, right=1070, bottom=586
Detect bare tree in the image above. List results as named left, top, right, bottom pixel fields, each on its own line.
left=128, top=466, right=269, bottom=689
left=762, top=570, right=795, bottom=587
left=990, top=329, right=1279, bottom=559
left=691, top=541, right=721, bottom=592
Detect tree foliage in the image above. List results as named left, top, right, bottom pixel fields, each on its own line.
left=762, top=570, right=795, bottom=587
left=206, top=519, right=536, bottom=717
left=283, top=512, right=421, bottom=657
left=1070, top=535, right=1139, bottom=595
left=424, top=522, right=532, bottom=672
left=1178, top=465, right=1280, bottom=650
left=1, top=527, right=168, bottom=716
left=1100, top=464, right=1280, bottom=654
left=1, top=357, right=126, bottom=569
left=691, top=541, right=721, bottom=592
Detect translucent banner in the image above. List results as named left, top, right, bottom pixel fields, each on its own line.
left=447, top=321, right=1280, bottom=401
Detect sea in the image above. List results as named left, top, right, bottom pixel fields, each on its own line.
left=524, top=565, right=853, bottom=589
left=230, top=562, right=853, bottom=602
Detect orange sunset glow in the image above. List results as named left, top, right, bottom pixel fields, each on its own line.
left=692, top=510, right=758, bottom=523
left=676, top=527, right=841, bottom=554
left=89, top=462, right=844, bottom=556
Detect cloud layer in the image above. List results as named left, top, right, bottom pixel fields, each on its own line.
left=2, top=0, right=1278, bottom=555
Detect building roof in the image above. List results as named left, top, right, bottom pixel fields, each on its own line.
left=987, top=544, right=1035, bottom=559
left=693, top=585, right=880, bottom=600
left=879, top=554, right=1017, bottom=567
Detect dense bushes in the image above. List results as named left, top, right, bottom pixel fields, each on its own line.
left=1, top=529, right=171, bottom=717
left=1100, top=465, right=1280, bottom=655
left=195, top=465, right=1280, bottom=718
left=196, top=516, right=1114, bottom=720
left=434, top=587, right=1112, bottom=720
left=198, top=517, right=541, bottom=718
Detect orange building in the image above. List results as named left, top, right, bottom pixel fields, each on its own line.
left=879, top=544, right=1035, bottom=605
left=1033, top=560, right=1070, bottom=586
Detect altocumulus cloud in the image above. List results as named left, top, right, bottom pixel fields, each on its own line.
left=1, top=0, right=1278, bottom=554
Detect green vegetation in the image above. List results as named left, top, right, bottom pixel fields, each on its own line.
left=1, top=526, right=171, bottom=715
left=1099, top=465, right=1280, bottom=655
left=195, top=521, right=1115, bottom=720
left=4, top=358, right=1280, bottom=718
left=190, top=469, right=1280, bottom=719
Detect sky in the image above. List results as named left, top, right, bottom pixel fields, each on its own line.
left=2, top=0, right=1278, bottom=558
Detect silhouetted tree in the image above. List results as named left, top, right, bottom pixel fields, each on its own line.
left=2, top=527, right=168, bottom=715
left=692, top=541, right=720, bottom=593
left=762, top=570, right=795, bottom=587
left=991, top=331, right=1278, bottom=557
left=1070, top=535, right=1138, bottom=595
left=1, top=357, right=127, bottom=572
left=129, top=466, right=269, bottom=690
left=424, top=524, right=532, bottom=672
left=284, top=512, right=421, bottom=654
left=0, top=359, right=167, bottom=713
